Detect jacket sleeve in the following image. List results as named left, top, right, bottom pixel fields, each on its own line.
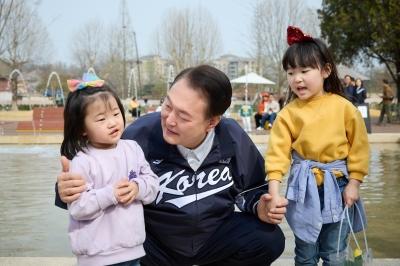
left=224, top=119, right=268, bottom=216
left=54, top=183, right=67, bottom=209
left=132, top=141, right=159, bottom=205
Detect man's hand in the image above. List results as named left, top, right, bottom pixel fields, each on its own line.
left=257, top=193, right=288, bottom=224
left=114, top=177, right=139, bottom=206
left=57, top=156, right=87, bottom=203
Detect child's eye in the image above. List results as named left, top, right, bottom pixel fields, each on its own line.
left=302, top=70, right=309, bottom=73
left=97, top=118, right=105, bottom=122
left=287, top=72, right=293, bottom=76
left=114, top=112, right=120, bottom=116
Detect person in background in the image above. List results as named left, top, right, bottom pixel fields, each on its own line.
left=130, top=96, right=140, bottom=118
left=377, top=79, right=393, bottom=126
left=239, top=97, right=253, bottom=133
left=278, top=91, right=287, bottom=110
left=155, top=99, right=164, bottom=112
left=257, top=93, right=280, bottom=130
left=354, top=78, right=367, bottom=104
left=265, top=26, right=369, bottom=265
left=254, top=92, right=269, bottom=129
left=140, top=98, right=151, bottom=116
left=343, top=75, right=356, bottom=104
left=62, top=73, right=159, bottom=266
left=56, top=65, right=288, bottom=266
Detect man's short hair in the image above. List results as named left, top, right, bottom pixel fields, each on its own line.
left=171, top=65, right=232, bottom=119
left=382, top=79, right=388, bottom=84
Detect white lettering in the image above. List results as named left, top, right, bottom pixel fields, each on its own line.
left=155, top=166, right=233, bottom=207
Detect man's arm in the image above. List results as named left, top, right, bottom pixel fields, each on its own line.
left=55, top=156, right=87, bottom=209
left=227, top=119, right=287, bottom=224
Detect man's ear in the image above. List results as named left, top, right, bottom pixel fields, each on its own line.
left=206, top=115, right=222, bottom=132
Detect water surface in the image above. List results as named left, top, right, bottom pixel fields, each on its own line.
left=0, top=144, right=399, bottom=258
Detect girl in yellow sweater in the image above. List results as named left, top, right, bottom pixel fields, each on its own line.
left=265, top=26, right=369, bottom=265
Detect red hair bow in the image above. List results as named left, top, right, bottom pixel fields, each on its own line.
left=287, top=26, right=314, bottom=46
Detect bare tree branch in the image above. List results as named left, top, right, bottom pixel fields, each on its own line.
left=152, top=4, right=223, bottom=73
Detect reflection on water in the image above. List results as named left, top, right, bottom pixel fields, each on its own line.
left=0, top=144, right=399, bottom=258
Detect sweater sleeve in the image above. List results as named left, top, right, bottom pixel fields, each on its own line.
left=68, top=158, right=118, bottom=220
left=132, top=142, right=159, bottom=205
left=265, top=114, right=293, bottom=182
left=345, top=109, right=370, bottom=182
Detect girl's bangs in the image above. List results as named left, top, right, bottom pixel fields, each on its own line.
left=283, top=43, right=321, bottom=70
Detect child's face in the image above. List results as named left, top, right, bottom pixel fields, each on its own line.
left=83, top=96, right=124, bottom=149
left=286, top=66, right=329, bottom=100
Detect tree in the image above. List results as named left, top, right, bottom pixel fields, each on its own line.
left=152, top=4, right=223, bottom=73
left=318, top=0, right=400, bottom=102
left=248, top=0, right=319, bottom=95
left=68, top=18, right=104, bottom=71
left=0, top=0, right=53, bottom=110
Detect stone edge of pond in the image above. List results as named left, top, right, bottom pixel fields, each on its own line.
left=0, top=133, right=400, bottom=144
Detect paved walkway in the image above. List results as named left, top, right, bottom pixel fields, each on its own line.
left=0, top=257, right=399, bottom=265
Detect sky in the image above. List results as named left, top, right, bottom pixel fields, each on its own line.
left=38, top=0, right=322, bottom=64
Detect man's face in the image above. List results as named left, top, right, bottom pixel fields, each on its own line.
left=344, top=76, right=351, bottom=85
left=269, top=95, right=274, bottom=101
left=161, top=78, right=220, bottom=149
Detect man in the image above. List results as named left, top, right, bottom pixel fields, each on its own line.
left=254, top=92, right=269, bottom=129
left=257, top=93, right=280, bottom=130
left=377, top=79, right=393, bottom=126
left=56, top=65, right=288, bottom=266
left=343, top=75, right=356, bottom=104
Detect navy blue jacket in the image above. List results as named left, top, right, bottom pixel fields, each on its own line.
left=354, top=86, right=367, bottom=104
left=344, top=85, right=356, bottom=103
left=55, top=112, right=268, bottom=257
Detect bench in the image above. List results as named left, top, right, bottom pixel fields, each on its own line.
left=17, top=107, right=64, bottom=133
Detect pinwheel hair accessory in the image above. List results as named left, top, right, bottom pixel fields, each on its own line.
left=287, top=26, right=314, bottom=46
left=67, top=73, right=104, bottom=92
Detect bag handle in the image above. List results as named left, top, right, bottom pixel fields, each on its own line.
left=336, top=202, right=368, bottom=259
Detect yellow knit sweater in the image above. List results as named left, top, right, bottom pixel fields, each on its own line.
left=266, top=93, right=369, bottom=185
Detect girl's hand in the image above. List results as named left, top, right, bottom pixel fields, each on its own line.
left=257, top=193, right=287, bottom=224
left=342, top=179, right=361, bottom=207
left=114, top=177, right=139, bottom=205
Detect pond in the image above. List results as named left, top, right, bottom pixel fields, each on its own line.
left=0, top=144, right=399, bottom=258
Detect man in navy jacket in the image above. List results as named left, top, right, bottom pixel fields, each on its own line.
left=56, top=65, right=288, bottom=266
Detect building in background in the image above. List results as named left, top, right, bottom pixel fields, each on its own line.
left=212, top=55, right=257, bottom=80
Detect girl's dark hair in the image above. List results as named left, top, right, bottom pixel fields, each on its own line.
left=60, top=83, right=125, bottom=160
left=282, top=38, right=345, bottom=104
left=355, top=78, right=363, bottom=87
left=171, top=65, right=232, bottom=119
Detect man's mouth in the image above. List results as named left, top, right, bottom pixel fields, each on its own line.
left=166, top=127, right=178, bottom=135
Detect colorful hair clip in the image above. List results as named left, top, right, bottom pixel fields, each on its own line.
left=287, top=26, right=314, bottom=46
left=67, top=73, right=105, bottom=92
